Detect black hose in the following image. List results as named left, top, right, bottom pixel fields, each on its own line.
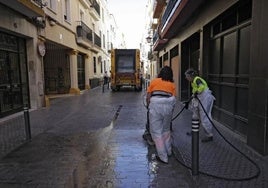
left=193, top=96, right=261, bottom=180
left=171, top=105, right=186, bottom=121
left=172, top=96, right=261, bottom=181
left=143, top=93, right=261, bottom=180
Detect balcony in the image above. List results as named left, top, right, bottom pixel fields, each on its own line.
left=88, top=33, right=101, bottom=53
left=0, top=0, right=45, bottom=18
left=93, top=33, right=101, bottom=48
left=107, top=42, right=113, bottom=53
left=79, top=0, right=91, bottom=9
left=160, top=0, right=181, bottom=33
left=159, top=0, right=205, bottom=39
left=76, top=21, right=93, bottom=49
left=152, top=30, right=168, bottom=51
left=89, top=0, right=100, bottom=21
left=148, top=50, right=153, bottom=60
left=153, top=0, right=166, bottom=19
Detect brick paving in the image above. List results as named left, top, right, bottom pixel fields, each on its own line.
left=172, top=104, right=268, bottom=187
left=0, top=115, right=26, bottom=159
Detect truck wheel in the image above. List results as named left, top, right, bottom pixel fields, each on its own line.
left=135, top=86, right=142, bottom=92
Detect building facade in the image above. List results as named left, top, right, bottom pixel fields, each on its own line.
left=150, top=0, right=268, bottom=155
left=0, top=0, right=45, bottom=117
left=43, top=0, right=109, bottom=95
left=0, top=0, right=124, bottom=116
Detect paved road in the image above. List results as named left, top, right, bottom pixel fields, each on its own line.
left=0, top=86, right=267, bottom=187
left=0, top=87, right=193, bottom=187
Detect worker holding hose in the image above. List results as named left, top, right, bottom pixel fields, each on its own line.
left=146, top=66, right=176, bottom=164
left=185, top=68, right=215, bottom=142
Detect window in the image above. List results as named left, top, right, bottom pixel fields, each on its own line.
left=170, top=45, right=179, bottom=58
left=92, top=23, right=95, bottom=43
left=64, top=0, right=71, bottom=22
left=0, top=32, right=29, bottom=117
left=163, top=52, right=168, bottom=61
left=99, top=31, right=102, bottom=47
left=211, top=0, right=252, bottom=37
left=80, top=10, right=84, bottom=21
left=48, top=0, right=57, bottom=11
left=93, top=57, right=96, bottom=74
left=102, top=34, right=105, bottom=49
left=104, top=60, right=106, bottom=72
left=102, top=8, right=104, bottom=22
left=101, top=61, right=103, bottom=73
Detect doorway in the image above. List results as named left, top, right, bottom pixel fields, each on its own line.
left=181, top=32, right=200, bottom=101
left=0, top=32, right=29, bottom=117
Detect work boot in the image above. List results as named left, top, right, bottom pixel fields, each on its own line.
left=142, top=130, right=150, bottom=140
left=156, top=155, right=168, bottom=164
left=201, top=136, right=213, bottom=142
left=146, top=135, right=155, bottom=146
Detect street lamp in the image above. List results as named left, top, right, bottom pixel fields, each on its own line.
left=146, top=36, right=152, bottom=43
left=145, top=35, right=153, bottom=81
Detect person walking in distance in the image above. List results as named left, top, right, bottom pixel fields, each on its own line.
left=104, top=71, right=108, bottom=84
left=103, top=71, right=109, bottom=89
left=146, top=66, right=176, bottom=164
left=185, top=68, right=215, bottom=142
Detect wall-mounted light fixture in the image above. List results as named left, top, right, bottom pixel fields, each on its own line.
left=146, top=36, right=152, bottom=43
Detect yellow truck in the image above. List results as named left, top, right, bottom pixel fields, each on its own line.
left=110, top=49, right=142, bottom=91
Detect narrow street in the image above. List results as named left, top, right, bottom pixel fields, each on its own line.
left=0, top=87, right=193, bottom=187
left=1, top=1, right=268, bottom=187
left=0, top=86, right=268, bottom=187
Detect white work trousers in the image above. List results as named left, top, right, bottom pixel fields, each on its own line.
left=149, top=96, right=176, bottom=162
left=194, top=89, right=215, bottom=137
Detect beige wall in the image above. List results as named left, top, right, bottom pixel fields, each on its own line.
left=45, top=23, right=77, bottom=48
left=0, top=4, right=45, bottom=109
left=171, top=56, right=179, bottom=98
left=44, top=0, right=107, bottom=92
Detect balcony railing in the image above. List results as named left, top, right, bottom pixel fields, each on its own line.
left=153, top=31, right=159, bottom=44
left=76, top=21, right=93, bottom=47
left=89, top=0, right=100, bottom=18
left=94, top=33, right=101, bottom=47
left=1, top=0, right=45, bottom=18
left=31, top=0, right=43, bottom=7
left=161, top=0, right=181, bottom=29
left=79, top=0, right=91, bottom=9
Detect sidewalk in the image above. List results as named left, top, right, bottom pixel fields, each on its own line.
left=171, top=103, right=268, bottom=187
left=0, top=87, right=267, bottom=187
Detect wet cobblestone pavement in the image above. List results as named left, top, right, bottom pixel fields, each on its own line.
left=0, top=86, right=267, bottom=187
left=85, top=129, right=194, bottom=187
